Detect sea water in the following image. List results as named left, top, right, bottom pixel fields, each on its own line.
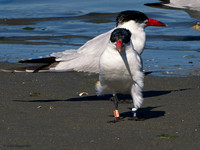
left=0, top=0, right=199, bottom=76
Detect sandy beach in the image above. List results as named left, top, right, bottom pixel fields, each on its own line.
left=0, top=62, right=200, bottom=150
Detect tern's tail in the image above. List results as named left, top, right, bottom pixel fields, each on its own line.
left=0, top=57, right=59, bottom=73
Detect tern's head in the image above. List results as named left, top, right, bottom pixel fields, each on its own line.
left=110, top=28, right=131, bottom=52
left=116, top=10, right=167, bottom=28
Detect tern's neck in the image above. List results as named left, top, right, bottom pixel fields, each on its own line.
left=117, top=21, right=146, bottom=55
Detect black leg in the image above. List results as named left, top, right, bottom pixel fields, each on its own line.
left=112, top=95, right=119, bottom=110
left=109, top=95, right=123, bottom=123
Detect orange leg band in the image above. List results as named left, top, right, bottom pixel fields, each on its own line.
left=114, top=110, right=120, bottom=118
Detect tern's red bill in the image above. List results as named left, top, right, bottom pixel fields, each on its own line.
left=145, top=18, right=168, bottom=27
left=115, top=40, right=123, bottom=52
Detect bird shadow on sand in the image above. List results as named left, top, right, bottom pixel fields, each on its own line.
left=119, top=106, right=165, bottom=121
left=13, top=88, right=189, bottom=120
left=13, top=88, right=189, bottom=103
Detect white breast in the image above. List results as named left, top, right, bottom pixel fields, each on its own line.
left=98, top=43, right=141, bottom=94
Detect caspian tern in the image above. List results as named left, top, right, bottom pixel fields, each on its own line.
left=162, top=0, right=200, bottom=9
left=145, top=0, right=200, bottom=19
left=10, top=10, right=167, bottom=73
left=96, top=28, right=143, bottom=122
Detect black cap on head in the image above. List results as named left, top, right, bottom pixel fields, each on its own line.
left=116, top=10, right=149, bottom=26
left=110, top=28, right=131, bottom=44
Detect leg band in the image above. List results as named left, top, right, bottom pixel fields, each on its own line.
left=132, top=108, right=137, bottom=114
left=132, top=108, right=137, bottom=117
left=114, top=109, right=120, bottom=118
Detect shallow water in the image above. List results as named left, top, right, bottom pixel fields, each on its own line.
left=0, top=0, right=199, bottom=76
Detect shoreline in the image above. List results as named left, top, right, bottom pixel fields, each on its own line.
left=1, top=62, right=200, bottom=149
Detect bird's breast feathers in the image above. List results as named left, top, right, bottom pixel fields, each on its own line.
left=99, top=46, right=141, bottom=82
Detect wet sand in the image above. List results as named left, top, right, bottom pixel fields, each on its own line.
left=0, top=62, right=200, bottom=150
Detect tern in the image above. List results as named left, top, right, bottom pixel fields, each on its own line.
left=145, top=0, right=200, bottom=19
left=96, top=28, right=143, bottom=122
left=1, top=10, right=167, bottom=121
left=8, top=10, right=167, bottom=73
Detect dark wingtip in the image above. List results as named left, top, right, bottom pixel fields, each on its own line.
left=19, top=57, right=56, bottom=64
left=144, top=71, right=152, bottom=76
